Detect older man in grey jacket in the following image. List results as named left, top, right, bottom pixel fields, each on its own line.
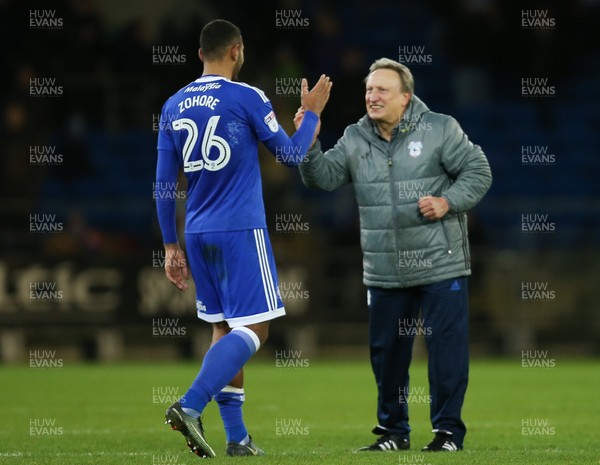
left=295, top=58, right=492, bottom=452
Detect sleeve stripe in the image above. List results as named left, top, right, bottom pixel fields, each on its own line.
left=233, top=82, right=269, bottom=103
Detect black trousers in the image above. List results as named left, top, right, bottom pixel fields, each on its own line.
left=368, top=277, right=469, bottom=447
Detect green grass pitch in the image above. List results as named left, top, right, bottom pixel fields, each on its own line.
left=1, top=358, right=598, bottom=464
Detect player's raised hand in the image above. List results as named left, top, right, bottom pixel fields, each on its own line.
left=164, top=244, right=190, bottom=291
left=300, top=74, right=332, bottom=117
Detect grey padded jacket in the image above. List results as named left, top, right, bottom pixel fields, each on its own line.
left=299, top=96, right=492, bottom=288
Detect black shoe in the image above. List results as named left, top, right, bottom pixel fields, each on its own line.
left=422, top=429, right=460, bottom=451
left=165, top=402, right=216, bottom=458
left=354, top=433, right=410, bottom=452
left=226, top=436, right=265, bottom=456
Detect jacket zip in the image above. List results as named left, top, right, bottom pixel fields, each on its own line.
left=388, top=129, right=405, bottom=274
left=440, top=218, right=452, bottom=255
left=457, top=214, right=470, bottom=268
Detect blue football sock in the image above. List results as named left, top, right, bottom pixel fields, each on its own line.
left=215, top=386, right=249, bottom=444
left=181, top=327, right=260, bottom=415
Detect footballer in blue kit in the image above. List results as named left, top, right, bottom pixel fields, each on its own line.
left=158, top=75, right=290, bottom=326
left=155, top=19, right=331, bottom=457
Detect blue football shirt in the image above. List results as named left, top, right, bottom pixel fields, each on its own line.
left=156, top=74, right=317, bottom=240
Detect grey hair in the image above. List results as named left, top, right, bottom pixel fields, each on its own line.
left=366, top=58, right=414, bottom=94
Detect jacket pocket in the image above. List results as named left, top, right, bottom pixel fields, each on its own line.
left=439, top=218, right=452, bottom=255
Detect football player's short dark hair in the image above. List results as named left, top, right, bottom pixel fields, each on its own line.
left=200, top=20, right=242, bottom=61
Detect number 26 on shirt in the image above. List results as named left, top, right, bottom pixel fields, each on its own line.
left=172, top=116, right=231, bottom=172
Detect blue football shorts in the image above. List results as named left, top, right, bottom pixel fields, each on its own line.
left=185, top=228, right=285, bottom=327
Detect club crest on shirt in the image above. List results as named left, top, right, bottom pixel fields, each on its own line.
left=264, top=111, right=279, bottom=133
left=408, top=141, right=423, bottom=158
